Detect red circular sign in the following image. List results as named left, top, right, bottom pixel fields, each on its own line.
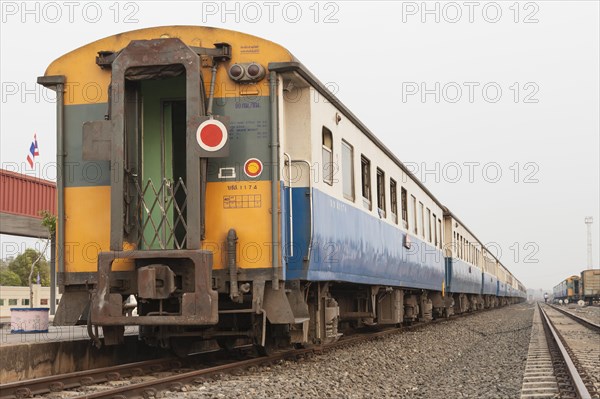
left=196, top=119, right=227, bottom=152
left=244, top=158, right=263, bottom=178
left=200, top=124, right=223, bottom=147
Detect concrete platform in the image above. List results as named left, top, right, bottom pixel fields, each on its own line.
left=0, top=324, right=167, bottom=383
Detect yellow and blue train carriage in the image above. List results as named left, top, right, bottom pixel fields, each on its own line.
left=39, top=26, right=525, bottom=351
left=553, top=275, right=580, bottom=302
left=39, top=26, right=293, bottom=347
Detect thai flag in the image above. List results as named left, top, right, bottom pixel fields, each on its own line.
left=26, top=133, right=39, bottom=168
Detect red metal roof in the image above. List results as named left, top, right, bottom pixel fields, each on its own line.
left=0, top=169, right=56, bottom=219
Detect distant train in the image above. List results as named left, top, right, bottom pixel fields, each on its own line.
left=553, top=269, right=600, bottom=304
left=38, top=26, right=526, bottom=354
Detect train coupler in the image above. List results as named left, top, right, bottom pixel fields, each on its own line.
left=91, top=250, right=218, bottom=329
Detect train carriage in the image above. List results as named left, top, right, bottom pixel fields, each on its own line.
left=580, top=269, right=600, bottom=304
left=38, top=26, right=526, bottom=352
left=482, top=253, right=499, bottom=298
left=442, top=212, right=505, bottom=311
left=554, top=270, right=600, bottom=304
left=553, top=275, right=580, bottom=303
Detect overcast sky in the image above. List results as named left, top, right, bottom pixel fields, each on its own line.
left=1, top=1, right=598, bottom=292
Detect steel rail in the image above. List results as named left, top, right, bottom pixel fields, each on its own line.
left=0, top=357, right=185, bottom=399
left=78, top=331, right=413, bottom=399
left=1, top=303, right=520, bottom=399
left=538, top=303, right=592, bottom=399
left=547, top=304, right=600, bottom=333
left=71, top=304, right=514, bottom=399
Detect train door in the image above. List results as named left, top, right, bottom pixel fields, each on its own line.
left=139, top=76, right=187, bottom=249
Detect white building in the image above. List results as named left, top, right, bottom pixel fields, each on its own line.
left=0, top=285, right=61, bottom=319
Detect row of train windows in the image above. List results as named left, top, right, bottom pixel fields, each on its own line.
left=323, top=128, right=442, bottom=249
left=453, top=231, right=482, bottom=266
left=0, top=298, right=54, bottom=306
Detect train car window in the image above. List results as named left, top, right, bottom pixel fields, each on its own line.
left=438, top=219, right=442, bottom=249
left=401, top=187, right=408, bottom=229
left=454, top=233, right=460, bottom=258
left=342, top=141, right=354, bottom=201
left=40, top=298, right=49, bottom=305
left=467, top=241, right=470, bottom=262
left=390, top=178, right=398, bottom=224
left=0, top=299, right=4, bottom=306
left=21, top=299, right=29, bottom=306
left=376, top=168, right=386, bottom=216
left=455, top=234, right=459, bottom=258
left=322, top=127, right=333, bottom=185
left=467, top=242, right=470, bottom=263
left=426, top=208, right=432, bottom=243
left=418, top=202, right=424, bottom=238
left=465, top=239, right=473, bottom=263
left=433, top=213, right=438, bottom=247
left=467, top=242, right=469, bottom=263
left=410, top=195, right=417, bottom=234
left=8, top=299, right=17, bottom=306
left=361, top=155, right=371, bottom=209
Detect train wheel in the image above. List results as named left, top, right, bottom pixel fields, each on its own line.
left=307, top=284, right=341, bottom=345
left=216, top=337, right=237, bottom=352
left=252, top=312, right=275, bottom=356
left=255, top=341, right=275, bottom=356
left=170, top=337, right=195, bottom=357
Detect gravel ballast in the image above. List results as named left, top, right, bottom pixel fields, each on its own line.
left=164, top=302, right=535, bottom=399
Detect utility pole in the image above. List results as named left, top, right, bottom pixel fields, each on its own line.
left=585, top=216, right=593, bottom=269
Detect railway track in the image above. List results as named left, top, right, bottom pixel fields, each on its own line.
left=547, top=304, right=600, bottom=333
left=0, top=356, right=198, bottom=399
left=0, top=328, right=405, bottom=399
left=542, top=304, right=600, bottom=397
left=521, top=303, right=599, bottom=399
left=0, top=305, right=505, bottom=399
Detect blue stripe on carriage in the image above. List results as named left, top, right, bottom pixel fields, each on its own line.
left=283, top=187, right=445, bottom=290
left=482, top=272, right=498, bottom=296
left=445, top=257, right=483, bottom=295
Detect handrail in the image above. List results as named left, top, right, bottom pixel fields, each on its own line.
left=283, top=153, right=294, bottom=257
